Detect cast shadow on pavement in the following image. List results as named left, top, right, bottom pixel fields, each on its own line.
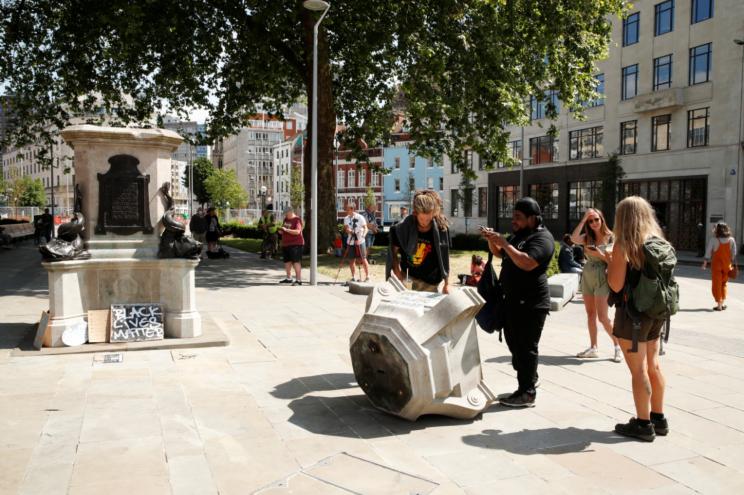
left=462, top=427, right=630, bottom=455
left=0, top=322, right=36, bottom=350
left=486, top=355, right=603, bottom=366
left=676, top=308, right=715, bottom=313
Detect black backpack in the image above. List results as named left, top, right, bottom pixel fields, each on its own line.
left=475, top=252, right=506, bottom=339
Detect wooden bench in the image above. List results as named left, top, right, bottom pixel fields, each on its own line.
left=0, top=223, right=35, bottom=244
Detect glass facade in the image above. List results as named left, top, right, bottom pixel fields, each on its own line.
left=687, top=107, right=710, bottom=148
left=691, top=0, right=713, bottom=23
left=652, top=114, right=672, bottom=151
left=529, top=183, right=559, bottom=220
left=623, top=12, right=640, bottom=46
left=622, top=64, right=639, bottom=100
left=569, top=126, right=604, bottom=160
left=529, top=136, right=559, bottom=165
left=478, top=187, right=488, bottom=217
left=569, top=181, right=604, bottom=220
left=498, top=185, right=520, bottom=219
left=653, top=54, right=673, bottom=91
left=689, top=43, right=712, bottom=85
left=620, top=121, right=637, bottom=155
left=655, top=1, right=674, bottom=36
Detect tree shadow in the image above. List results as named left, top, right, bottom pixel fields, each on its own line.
left=461, top=427, right=630, bottom=455
left=677, top=308, right=715, bottom=313
left=270, top=372, right=358, bottom=400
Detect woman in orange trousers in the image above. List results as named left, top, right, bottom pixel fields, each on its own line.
left=702, top=222, right=739, bottom=311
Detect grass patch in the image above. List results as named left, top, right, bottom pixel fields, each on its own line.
left=221, top=238, right=262, bottom=253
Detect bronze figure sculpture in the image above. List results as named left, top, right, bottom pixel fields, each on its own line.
left=39, top=185, right=91, bottom=262
left=157, top=182, right=202, bottom=259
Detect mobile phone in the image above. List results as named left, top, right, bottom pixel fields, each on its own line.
left=478, top=225, right=491, bottom=232
left=586, top=245, right=597, bottom=251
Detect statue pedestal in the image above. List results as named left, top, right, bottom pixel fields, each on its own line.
left=44, top=258, right=201, bottom=346
left=349, top=278, right=496, bottom=421
left=41, top=125, right=202, bottom=347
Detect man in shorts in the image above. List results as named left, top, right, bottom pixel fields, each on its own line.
left=279, top=207, right=304, bottom=286
left=343, top=204, right=370, bottom=282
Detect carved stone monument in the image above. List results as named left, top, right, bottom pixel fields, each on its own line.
left=349, top=277, right=496, bottom=421
left=41, top=125, right=201, bottom=347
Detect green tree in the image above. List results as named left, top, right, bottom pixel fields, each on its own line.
left=203, top=168, right=248, bottom=209
left=182, top=157, right=216, bottom=207
left=290, top=164, right=305, bottom=211
left=17, top=176, right=46, bottom=207
left=364, top=186, right=375, bottom=209
left=0, top=0, right=624, bottom=248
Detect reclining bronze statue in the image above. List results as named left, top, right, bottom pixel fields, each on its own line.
left=157, top=182, right=202, bottom=259
left=39, top=185, right=91, bottom=262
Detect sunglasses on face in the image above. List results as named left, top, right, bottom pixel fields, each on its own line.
left=587, top=218, right=601, bottom=224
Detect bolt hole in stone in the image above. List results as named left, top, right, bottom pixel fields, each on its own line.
left=376, top=369, right=386, bottom=374
left=368, top=342, right=380, bottom=353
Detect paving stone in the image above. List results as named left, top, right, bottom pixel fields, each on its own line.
left=653, top=456, right=744, bottom=494
left=167, top=454, right=219, bottom=495
left=255, top=472, right=353, bottom=494
left=69, top=436, right=168, bottom=487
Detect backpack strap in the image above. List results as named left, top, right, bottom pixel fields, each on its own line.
left=622, top=265, right=642, bottom=353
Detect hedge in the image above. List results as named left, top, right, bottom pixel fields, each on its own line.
left=222, top=221, right=262, bottom=239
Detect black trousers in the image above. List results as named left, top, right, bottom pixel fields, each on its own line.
left=503, top=307, right=548, bottom=395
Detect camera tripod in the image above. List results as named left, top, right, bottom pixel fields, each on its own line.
left=334, top=231, right=366, bottom=284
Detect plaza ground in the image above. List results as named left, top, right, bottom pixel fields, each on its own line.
left=1, top=242, right=744, bottom=494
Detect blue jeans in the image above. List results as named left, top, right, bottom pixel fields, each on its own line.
left=365, top=233, right=375, bottom=250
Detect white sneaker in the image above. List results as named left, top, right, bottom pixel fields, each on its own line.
left=577, top=347, right=599, bottom=359
left=613, top=346, right=623, bottom=363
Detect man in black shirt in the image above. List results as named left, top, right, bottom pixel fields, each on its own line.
left=483, top=197, right=554, bottom=408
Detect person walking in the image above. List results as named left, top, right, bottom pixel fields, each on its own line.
left=571, top=208, right=622, bottom=362
left=702, top=222, right=739, bottom=310
left=607, top=196, right=670, bottom=442
left=482, top=197, right=554, bottom=408
left=279, top=207, right=304, bottom=286
left=189, top=208, right=207, bottom=258
left=343, top=204, right=370, bottom=282
left=205, top=207, right=221, bottom=253
left=387, top=190, right=451, bottom=293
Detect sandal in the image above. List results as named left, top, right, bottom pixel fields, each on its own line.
left=713, top=306, right=722, bottom=311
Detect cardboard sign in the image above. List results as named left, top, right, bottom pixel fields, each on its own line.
left=110, top=304, right=164, bottom=342
left=87, top=310, right=110, bottom=343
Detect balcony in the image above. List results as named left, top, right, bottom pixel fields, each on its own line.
left=632, top=88, right=684, bottom=114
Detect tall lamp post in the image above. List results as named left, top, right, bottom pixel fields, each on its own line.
left=735, top=38, right=744, bottom=248
left=304, top=0, right=330, bottom=286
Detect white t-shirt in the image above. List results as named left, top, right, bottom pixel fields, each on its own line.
left=344, top=212, right=367, bottom=245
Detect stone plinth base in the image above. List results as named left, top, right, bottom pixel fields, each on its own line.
left=43, top=257, right=201, bottom=347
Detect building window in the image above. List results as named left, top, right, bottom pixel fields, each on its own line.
left=394, top=157, right=400, bottom=169
left=409, top=156, right=416, bottom=168
left=653, top=54, right=673, bottom=91
left=530, top=90, right=560, bottom=120
left=655, top=1, right=674, bottom=36
left=348, top=169, right=355, bottom=187
left=529, top=136, right=559, bottom=165
left=623, top=12, right=640, bottom=46
left=622, top=64, right=639, bottom=100
left=450, top=189, right=460, bottom=217
left=569, top=126, right=604, bottom=160
left=394, top=179, right=400, bottom=192
left=439, top=177, right=444, bottom=190
left=689, top=43, right=712, bottom=85
left=620, top=120, right=638, bottom=155
left=427, top=158, right=433, bottom=168
left=652, top=114, right=672, bottom=151
left=569, top=181, right=603, bottom=220
left=687, top=107, right=709, bottom=147
left=498, top=185, right=520, bottom=219
left=588, top=74, right=605, bottom=107
left=498, top=140, right=522, bottom=168
left=359, top=169, right=366, bottom=187
left=691, top=0, right=713, bottom=24
left=371, top=172, right=379, bottom=187
left=463, top=188, right=474, bottom=217
left=478, top=187, right=488, bottom=217
left=408, top=176, right=415, bottom=193
left=427, top=177, right=434, bottom=189
left=337, top=170, right=345, bottom=189
left=528, top=183, right=559, bottom=220
left=464, top=150, right=474, bottom=170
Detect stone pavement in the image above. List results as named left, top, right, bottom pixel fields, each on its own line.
left=1, top=242, right=744, bottom=494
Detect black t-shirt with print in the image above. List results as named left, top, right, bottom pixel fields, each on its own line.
left=499, top=226, right=555, bottom=311
left=393, top=227, right=441, bottom=285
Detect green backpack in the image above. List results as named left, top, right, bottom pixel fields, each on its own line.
left=625, top=237, right=679, bottom=351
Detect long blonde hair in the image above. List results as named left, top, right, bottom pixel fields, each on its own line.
left=613, top=196, right=664, bottom=269
left=413, top=190, right=449, bottom=230
left=584, top=208, right=612, bottom=245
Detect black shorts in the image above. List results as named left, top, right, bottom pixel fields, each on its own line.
left=613, top=308, right=664, bottom=342
left=206, top=231, right=219, bottom=243
left=283, top=245, right=303, bottom=263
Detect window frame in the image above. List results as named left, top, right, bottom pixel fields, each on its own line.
left=621, top=64, right=639, bottom=100
left=653, top=54, right=673, bottom=91
left=687, top=107, right=710, bottom=148
left=498, top=185, right=521, bottom=219
left=528, top=183, right=559, bottom=220
left=620, top=120, right=638, bottom=155
left=450, top=189, right=460, bottom=217
left=691, top=0, right=713, bottom=24
left=654, top=1, right=675, bottom=36
left=651, top=114, right=672, bottom=152
left=529, top=136, right=559, bottom=165
left=478, top=187, right=488, bottom=217
left=689, top=43, right=712, bottom=85
left=623, top=12, right=640, bottom=46
left=568, top=126, right=604, bottom=161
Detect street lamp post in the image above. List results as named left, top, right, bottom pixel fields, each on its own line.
left=304, top=0, right=330, bottom=286
left=260, top=185, right=268, bottom=210
left=735, top=38, right=744, bottom=247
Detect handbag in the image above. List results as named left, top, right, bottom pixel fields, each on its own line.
left=729, top=265, right=739, bottom=280
left=475, top=251, right=506, bottom=338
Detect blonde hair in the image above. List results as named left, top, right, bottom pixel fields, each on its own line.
left=584, top=208, right=612, bottom=245
left=613, top=196, right=664, bottom=270
left=413, top=190, right=448, bottom=230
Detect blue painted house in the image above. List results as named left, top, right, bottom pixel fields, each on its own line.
left=382, top=145, right=444, bottom=225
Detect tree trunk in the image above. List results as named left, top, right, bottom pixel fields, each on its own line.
left=302, top=8, right=337, bottom=254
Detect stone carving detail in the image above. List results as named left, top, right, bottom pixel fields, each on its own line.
left=95, top=154, right=153, bottom=235
left=40, top=184, right=91, bottom=262
left=157, top=182, right=202, bottom=259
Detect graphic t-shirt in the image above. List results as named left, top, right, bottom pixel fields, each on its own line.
left=343, top=212, right=367, bottom=245
left=397, top=227, right=441, bottom=285
left=281, top=216, right=304, bottom=247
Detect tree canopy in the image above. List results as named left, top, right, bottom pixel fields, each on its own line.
left=17, top=176, right=46, bottom=207
left=0, top=0, right=625, bottom=245
left=203, top=168, right=248, bottom=209
left=182, top=157, right=216, bottom=207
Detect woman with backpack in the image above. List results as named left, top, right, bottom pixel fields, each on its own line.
left=571, top=208, right=622, bottom=363
left=702, top=222, right=738, bottom=311
left=607, top=196, right=672, bottom=442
